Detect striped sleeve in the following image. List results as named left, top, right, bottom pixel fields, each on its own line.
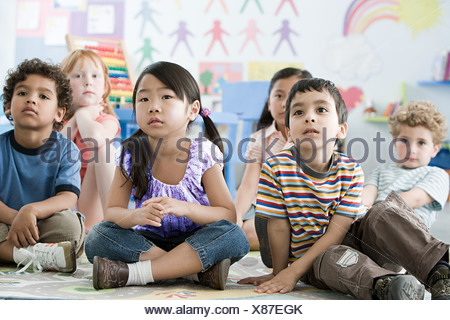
left=333, top=161, right=365, bottom=219
left=365, top=165, right=381, bottom=187
left=256, top=160, right=287, bottom=219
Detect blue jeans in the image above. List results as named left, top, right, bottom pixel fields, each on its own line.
left=85, top=220, right=249, bottom=271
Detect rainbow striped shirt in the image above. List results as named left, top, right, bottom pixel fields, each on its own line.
left=256, top=147, right=365, bottom=259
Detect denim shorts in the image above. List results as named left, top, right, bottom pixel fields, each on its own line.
left=85, top=219, right=249, bottom=271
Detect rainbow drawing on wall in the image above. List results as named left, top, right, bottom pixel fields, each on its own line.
left=343, top=0, right=443, bottom=37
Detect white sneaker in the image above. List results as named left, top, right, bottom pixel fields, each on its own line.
left=16, top=242, right=76, bottom=273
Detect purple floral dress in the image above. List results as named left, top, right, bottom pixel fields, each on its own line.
left=115, top=138, right=224, bottom=238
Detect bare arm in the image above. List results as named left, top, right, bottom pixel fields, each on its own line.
left=234, top=162, right=262, bottom=223
left=362, top=184, right=378, bottom=208
left=399, top=187, right=434, bottom=209
left=61, top=116, right=78, bottom=141
left=0, top=201, right=18, bottom=225
left=74, top=106, right=119, bottom=148
left=238, top=217, right=290, bottom=285
left=255, top=214, right=354, bottom=294
left=269, top=217, right=291, bottom=275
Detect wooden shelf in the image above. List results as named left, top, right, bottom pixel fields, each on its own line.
left=363, top=116, right=388, bottom=123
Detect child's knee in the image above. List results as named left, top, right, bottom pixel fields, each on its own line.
left=85, top=223, right=108, bottom=262
left=0, top=223, right=9, bottom=243
left=38, top=210, right=84, bottom=246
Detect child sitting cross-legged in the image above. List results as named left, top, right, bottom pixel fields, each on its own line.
left=0, top=59, right=84, bottom=273
left=85, top=61, right=249, bottom=290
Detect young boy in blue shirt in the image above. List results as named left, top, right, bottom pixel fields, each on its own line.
left=363, top=100, right=448, bottom=229
left=239, top=78, right=450, bottom=300
left=0, top=58, right=84, bottom=272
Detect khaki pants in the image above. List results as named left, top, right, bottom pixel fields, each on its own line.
left=302, top=192, right=449, bottom=299
left=0, top=209, right=85, bottom=258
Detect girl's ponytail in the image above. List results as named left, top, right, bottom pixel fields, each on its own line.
left=199, top=107, right=224, bottom=156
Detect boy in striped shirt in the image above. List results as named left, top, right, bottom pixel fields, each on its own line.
left=363, top=100, right=449, bottom=229
left=239, top=78, right=450, bottom=300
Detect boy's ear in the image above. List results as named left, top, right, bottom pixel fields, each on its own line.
left=4, top=102, right=11, bottom=118
left=55, top=106, right=66, bottom=123
left=336, top=123, right=348, bottom=139
left=432, top=143, right=441, bottom=158
left=188, top=100, right=200, bottom=121
left=285, top=126, right=292, bottom=143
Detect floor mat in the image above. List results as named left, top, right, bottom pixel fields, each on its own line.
left=0, top=251, right=354, bottom=300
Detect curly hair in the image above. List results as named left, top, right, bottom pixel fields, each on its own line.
left=388, top=100, right=447, bottom=145
left=2, top=58, right=73, bottom=131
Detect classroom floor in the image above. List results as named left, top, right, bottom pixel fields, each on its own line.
left=0, top=204, right=448, bottom=300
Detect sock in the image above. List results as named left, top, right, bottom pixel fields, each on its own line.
left=126, top=260, right=154, bottom=286
left=183, top=274, right=199, bottom=282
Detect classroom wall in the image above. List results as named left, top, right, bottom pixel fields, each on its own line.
left=2, top=0, right=450, bottom=175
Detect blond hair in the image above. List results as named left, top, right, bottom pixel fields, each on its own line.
left=388, top=100, right=447, bottom=145
left=60, top=49, right=116, bottom=118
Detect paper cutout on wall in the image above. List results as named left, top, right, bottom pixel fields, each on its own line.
left=135, top=1, right=161, bottom=36
left=199, top=62, right=243, bottom=95
left=170, top=21, right=194, bottom=57
left=248, top=62, right=304, bottom=81
left=338, top=86, right=364, bottom=112
left=17, top=0, right=70, bottom=41
left=87, top=4, right=115, bottom=35
left=343, top=0, right=442, bottom=37
left=275, top=0, right=299, bottom=16
left=53, top=0, right=86, bottom=11
left=239, top=20, right=263, bottom=55
left=17, top=1, right=40, bottom=31
left=135, top=38, right=159, bottom=71
left=45, top=16, right=69, bottom=46
left=240, top=0, right=264, bottom=14
left=205, top=0, right=228, bottom=14
left=70, top=1, right=124, bottom=38
left=205, top=20, right=230, bottom=56
left=273, top=20, right=298, bottom=55
left=324, top=34, right=381, bottom=80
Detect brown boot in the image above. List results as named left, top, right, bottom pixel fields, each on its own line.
left=197, top=259, right=231, bottom=290
left=92, top=256, right=129, bottom=290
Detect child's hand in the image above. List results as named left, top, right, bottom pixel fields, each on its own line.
left=133, top=202, right=166, bottom=227
left=6, top=206, right=39, bottom=248
left=238, top=273, right=274, bottom=286
left=76, top=103, right=103, bottom=120
left=254, top=268, right=298, bottom=294
left=143, top=197, right=189, bottom=217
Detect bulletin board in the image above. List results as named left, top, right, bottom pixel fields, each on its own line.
left=65, top=34, right=135, bottom=109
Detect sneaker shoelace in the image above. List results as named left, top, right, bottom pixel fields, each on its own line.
left=16, top=245, right=60, bottom=273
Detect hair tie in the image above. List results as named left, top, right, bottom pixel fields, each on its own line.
left=200, top=108, right=211, bottom=117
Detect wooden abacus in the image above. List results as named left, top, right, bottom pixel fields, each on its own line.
left=65, top=34, right=135, bottom=109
